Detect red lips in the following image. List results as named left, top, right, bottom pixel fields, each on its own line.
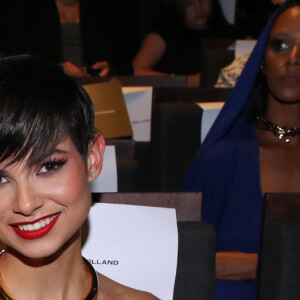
left=11, top=213, right=60, bottom=240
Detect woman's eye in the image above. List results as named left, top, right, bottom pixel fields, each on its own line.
left=37, top=159, right=67, bottom=175
left=0, top=176, right=9, bottom=185
left=270, top=39, right=289, bottom=52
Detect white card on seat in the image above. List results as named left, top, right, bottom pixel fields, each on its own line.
left=90, top=145, right=118, bottom=192
left=122, top=87, right=153, bottom=142
left=197, top=102, right=224, bottom=143
left=81, top=203, right=178, bottom=300
left=219, top=0, right=236, bottom=24
left=235, top=40, right=257, bottom=59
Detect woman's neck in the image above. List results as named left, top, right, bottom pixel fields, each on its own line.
left=265, top=95, right=300, bottom=127
left=0, top=238, right=90, bottom=299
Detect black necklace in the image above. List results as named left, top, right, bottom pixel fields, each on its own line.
left=256, top=116, right=300, bottom=143
left=0, top=251, right=98, bottom=300
left=83, top=257, right=99, bottom=300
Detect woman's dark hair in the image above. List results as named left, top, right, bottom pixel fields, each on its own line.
left=206, top=0, right=229, bottom=29
left=0, top=55, right=95, bottom=167
left=247, top=0, right=300, bottom=121
left=162, top=0, right=228, bottom=29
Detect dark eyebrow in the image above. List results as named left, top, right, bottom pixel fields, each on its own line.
left=0, top=146, right=69, bottom=170
left=30, top=148, right=68, bottom=166
left=0, top=169, right=10, bottom=177
left=269, top=32, right=290, bottom=38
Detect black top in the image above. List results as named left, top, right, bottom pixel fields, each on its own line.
left=0, top=0, right=141, bottom=73
left=152, top=22, right=236, bottom=75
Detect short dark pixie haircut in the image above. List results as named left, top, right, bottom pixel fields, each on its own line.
left=0, top=55, right=95, bottom=167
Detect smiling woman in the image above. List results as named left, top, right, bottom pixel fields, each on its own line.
left=0, top=55, right=157, bottom=300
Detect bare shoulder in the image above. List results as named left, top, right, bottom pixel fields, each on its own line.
left=97, top=273, right=160, bottom=300
left=143, top=32, right=165, bottom=45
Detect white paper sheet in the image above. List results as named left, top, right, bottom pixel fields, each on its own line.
left=197, top=102, right=224, bottom=143
left=122, top=87, right=153, bottom=142
left=219, top=0, right=236, bottom=24
left=90, top=146, right=118, bottom=192
left=235, top=40, right=257, bottom=59
left=81, top=203, right=178, bottom=300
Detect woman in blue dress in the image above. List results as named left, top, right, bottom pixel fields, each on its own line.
left=182, top=0, right=300, bottom=298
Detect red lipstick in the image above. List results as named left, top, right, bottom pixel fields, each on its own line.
left=11, top=213, right=60, bottom=240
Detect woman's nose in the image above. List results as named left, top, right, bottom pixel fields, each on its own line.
left=287, top=45, right=300, bottom=65
left=13, top=183, right=44, bottom=216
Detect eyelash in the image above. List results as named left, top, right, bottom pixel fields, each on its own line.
left=0, top=176, right=9, bottom=187
left=37, top=158, right=67, bottom=176
left=0, top=158, right=67, bottom=187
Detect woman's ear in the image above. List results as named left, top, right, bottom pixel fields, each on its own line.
left=87, top=133, right=105, bottom=182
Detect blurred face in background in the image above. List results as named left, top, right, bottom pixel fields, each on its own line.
left=264, top=6, right=300, bottom=103
left=184, top=0, right=211, bottom=29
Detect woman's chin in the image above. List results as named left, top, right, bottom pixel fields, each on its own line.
left=6, top=242, right=63, bottom=262
left=6, top=232, right=80, bottom=263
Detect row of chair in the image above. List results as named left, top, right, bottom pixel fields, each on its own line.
left=104, top=102, right=203, bottom=192
left=91, top=192, right=300, bottom=299
left=96, top=84, right=232, bottom=192
left=77, top=74, right=233, bottom=192
left=258, top=192, right=300, bottom=300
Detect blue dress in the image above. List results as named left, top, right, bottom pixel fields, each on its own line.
left=181, top=2, right=289, bottom=299
left=182, top=116, right=262, bottom=299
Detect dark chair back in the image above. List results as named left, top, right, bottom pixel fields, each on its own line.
left=174, top=222, right=215, bottom=300
left=93, top=191, right=202, bottom=221
left=105, top=139, right=139, bottom=192
left=258, top=193, right=300, bottom=300
left=77, top=75, right=188, bottom=87
left=150, top=103, right=202, bottom=191
left=152, top=86, right=232, bottom=105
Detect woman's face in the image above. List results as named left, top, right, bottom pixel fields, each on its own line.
left=0, top=136, right=97, bottom=259
left=264, top=6, right=300, bottom=103
left=184, top=0, right=211, bottom=29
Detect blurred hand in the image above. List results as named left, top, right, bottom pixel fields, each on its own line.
left=60, top=61, right=85, bottom=77
left=86, top=61, right=110, bottom=76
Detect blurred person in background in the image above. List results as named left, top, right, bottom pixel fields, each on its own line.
left=132, top=0, right=235, bottom=86
left=0, top=0, right=141, bottom=77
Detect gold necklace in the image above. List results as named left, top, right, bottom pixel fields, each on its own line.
left=0, top=251, right=98, bottom=300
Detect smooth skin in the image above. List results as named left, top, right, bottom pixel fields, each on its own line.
left=0, top=134, right=157, bottom=299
